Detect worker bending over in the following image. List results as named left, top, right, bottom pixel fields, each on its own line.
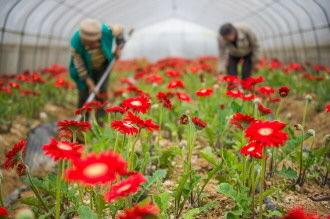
left=218, top=23, right=259, bottom=80
left=69, top=18, right=124, bottom=120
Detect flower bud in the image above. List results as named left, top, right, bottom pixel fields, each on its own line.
left=179, top=140, right=187, bottom=148
left=305, top=94, right=312, bottom=102
left=323, top=134, right=330, bottom=144
left=14, top=207, right=35, bottom=219
left=253, top=97, right=261, bottom=105
left=294, top=124, right=303, bottom=131
left=278, top=86, right=290, bottom=97
left=179, top=114, right=189, bottom=125
left=306, top=129, right=315, bottom=137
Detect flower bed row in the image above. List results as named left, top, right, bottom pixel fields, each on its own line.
left=1, top=56, right=330, bottom=218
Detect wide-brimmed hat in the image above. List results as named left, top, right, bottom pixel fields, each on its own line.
left=80, top=19, right=101, bottom=41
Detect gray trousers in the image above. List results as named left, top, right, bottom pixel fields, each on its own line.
left=78, top=63, right=109, bottom=120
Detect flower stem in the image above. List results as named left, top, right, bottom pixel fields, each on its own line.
left=297, top=99, right=309, bottom=184
left=26, top=166, right=49, bottom=213
left=55, top=160, right=64, bottom=219
left=129, top=136, right=139, bottom=170
left=113, top=132, right=119, bottom=152
left=258, top=156, right=266, bottom=219
left=0, top=185, right=4, bottom=206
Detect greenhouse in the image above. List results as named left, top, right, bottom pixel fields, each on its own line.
left=0, top=0, right=329, bottom=218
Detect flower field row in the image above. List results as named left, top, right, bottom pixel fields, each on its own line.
left=1, top=56, right=329, bottom=218
left=0, top=64, right=73, bottom=133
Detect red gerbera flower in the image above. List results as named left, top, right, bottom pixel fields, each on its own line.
left=8, top=82, right=20, bottom=89
left=0, top=86, right=12, bottom=94
left=111, top=120, right=139, bottom=135
left=57, top=120, right=91, bottom=133
left=84, top=101, right=104, bottom=110
left=241, top=76, right=264, bottom=90
left=258, top=103, right=272, bottom=115
left=2, top=139, right=26, bottom=176
left=105, top=106, right=126, bottom=114
left=230, top=113, right=256, bottom=130
left=75, top=101, right=106, bottom=115
left=165, top=69, right=181, bottom=78
left=43, top=139, right=82, bottom=161
left=167, top=80, right=185, bottom=89
left=242, top=93, right=255, bottom=101
left=117, top=203, right=160, bottom=219
left=124, top=112, right=160, bottom=132
left=245, top=120, right=288, bottom=147
left=145, top=74, right=163, bottom=85
left=192, top=116, right=207, bottom=129
left=65, top=151, right=127, bottom=185
left=195, top=88, right=213, bottom=97
left=283, top=206, right=320, bottom=219
left=54, top=78, right=71, bottom=89
left=124, top=111, right=145, bottom=127
left=226, top=89, right=243, bottom=98
left=279, top=86, right=290, bottom=97
left=121, top=96, right=151, bottom=114
left=176, top=92, right=191, bottom=102
left=240, top=141, right=264, bottom=159
left=0, top=207, right=9, bottom=217
left=325, top=104, right=330, bottom=112
left=257, top=86, right=275, bottom=96
left=104, top=173, right=146, bottom=202
left=219, top=75, right=239, bottom=84
left=2, top=139, right=26, bottom=170
left=142, top=119, right=160, bottom=132
left=156, top=92, right=173, bottom=109
left=20, top=89, right=39, bottom=96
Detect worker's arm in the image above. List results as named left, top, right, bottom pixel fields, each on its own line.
left=218, top=37, right=228, bottom=73
left=71, top=48, right=96, bottom=92
left=110, top=24, right=125, bottom=59
left=246, top=28, right=260, bottom=70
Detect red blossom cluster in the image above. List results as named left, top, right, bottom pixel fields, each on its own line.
left=1, top=139, right=27, bottom=176
left=75, top=100, right=106, bottom=115
left=282, top=206, right=329, bottom=219
left=57, top=120, right=91, bottom=134
left=111, top=111, right=159, bottom=135
left=41, top=135, right=158, bottom=215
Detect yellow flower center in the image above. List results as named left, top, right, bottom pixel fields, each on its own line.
left=131, top=101, right=142, bottom=106
left=57, top=142, right=72, bottom=151
left=258, top=128, right=273, bottom=136
left=83, top=163, right=108, bottom=178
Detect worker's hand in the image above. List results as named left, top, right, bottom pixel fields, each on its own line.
left=86, top=78, right=97, bottom=94
left=115, top=48, right=122, bottom=59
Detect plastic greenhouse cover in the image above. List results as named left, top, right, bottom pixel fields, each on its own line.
left=0, top=0, right=329, bottom=47
left=121, top=18, right=218, bottom=61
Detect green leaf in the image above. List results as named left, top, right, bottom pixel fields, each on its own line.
left=182, top=201, right=216, bottom=219
left=230, top=101, right=242, bottom=113
left=159, top=146, right=181, bottom=168
left=200, top=146, right=220, bottom=166
left=78, top=205, right=98, bottom=219
left=278, top=166, right=298, bottom=180
left=154, top=192, right=170, bottom=212
left=218, top=183, right=237, bottom=200
left=20, top=196, right=42, bottom=208
left=182, top=208, right=200, bottom=219
left=144, top=169, right=167, bottom=189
